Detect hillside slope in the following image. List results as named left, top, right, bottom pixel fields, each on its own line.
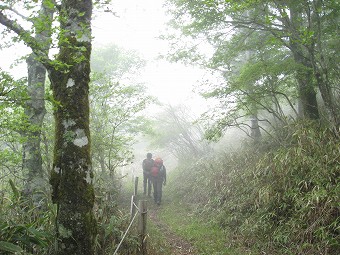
left=156, top=122, right=339, bottom=255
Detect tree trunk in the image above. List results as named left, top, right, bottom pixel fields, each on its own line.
left=289, top=4, right=320, bottom=120
left=250, top=115, right=261, bottom=141
left=309, top=0, right=340, bottom=127
left=293, top=56, right=319, bottom=120
left=22, top=0, right=54, bottom=205
left=49, top=1, right=96, bottom=254
left=22, top=55, right=47, bottom=204
left=0, top=1, right=96, bottom=252
left=314, top=71, right=339, bottom=126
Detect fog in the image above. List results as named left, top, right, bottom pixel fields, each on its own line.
left=0, top=0, right=219, bottom=178
left=92, top=0, right=212, bottom=115
left=0, top=0, right=212, bottom=114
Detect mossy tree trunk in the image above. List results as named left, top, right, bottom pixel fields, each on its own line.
left=48, top=1, right=96, bottom=254
left=0, top=1, right=96, bottom=253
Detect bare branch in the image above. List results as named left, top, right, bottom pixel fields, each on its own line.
left=0, top=4, right=29, bottom=20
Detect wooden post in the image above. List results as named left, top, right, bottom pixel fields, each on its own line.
left=130, top=195, right=137, bottom=222
left=134, top=176, right=139, bottom=196
left=138, top=200, right=147, bottom=255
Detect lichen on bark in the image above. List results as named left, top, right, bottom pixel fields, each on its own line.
left=48, top=0, right=96, bottom=254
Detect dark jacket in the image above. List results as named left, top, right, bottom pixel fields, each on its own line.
left=142, top=158, right=154, bottom=175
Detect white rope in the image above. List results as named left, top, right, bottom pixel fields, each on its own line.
left=133, top=201, right=140, bottom=212
left=113, top=210, right=139, bottom=255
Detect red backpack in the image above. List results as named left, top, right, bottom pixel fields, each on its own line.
left=151, top=158, right=163, bottom=177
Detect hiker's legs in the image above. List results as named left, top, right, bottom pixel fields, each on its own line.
left=159, top=181, right=163, bottom=203
left=156, top=179, right=163, bottom=204
left=152, top=178, right=157, bottom=202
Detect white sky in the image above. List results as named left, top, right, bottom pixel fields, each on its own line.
left=92, top=0, right=210, bottom=114
left=0, top=0, right=211, bottom=114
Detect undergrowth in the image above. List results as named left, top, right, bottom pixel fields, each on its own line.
left=0, top=183, right=55, bottom=255
left=93, top=174, right=140, bottom=255
left=167, top=121, right=340, bottom=254
left=1, top=122, right=338, bottom=254
left=157, top=200, right=254, bottom=255
left=0, top=174, right=139, bottom=255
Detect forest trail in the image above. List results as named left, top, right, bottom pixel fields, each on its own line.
left=148, top=205, right=197, bottom=255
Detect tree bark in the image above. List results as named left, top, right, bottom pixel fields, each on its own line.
left=22, top=0, right=54, bottom=205
left=22, top=55, right=47, bottom=203
left=48, top=1, right=96, bottom=254
left=250, top=115, right=261, bottom=141
left=309, top=0, right=340, bottom=127
left=0, top=0, right=96, bottom=254
left=292, top=53, right=319, bottom=120
left=286, top=3, right=319, bottom=120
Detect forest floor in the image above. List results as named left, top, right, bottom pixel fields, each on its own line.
left=144, top=193, right=254, bottom=255
left=121, top=179, right=257, bottom=255
left=148, top=202, right=197, bottom=255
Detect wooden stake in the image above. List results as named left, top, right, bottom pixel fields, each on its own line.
left=134, top=176, right=139, bottom=196
left=130, top=195, right=137, bottom=222
left=138, top=200, right=148, bottom=255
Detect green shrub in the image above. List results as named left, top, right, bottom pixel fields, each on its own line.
left=94, top=175, right=139, bottom=255
left=168, top=122, right=340, bottom=254
left=0, top=181, right=54, bottom=255
left=250, top=123, right=340, bottom=254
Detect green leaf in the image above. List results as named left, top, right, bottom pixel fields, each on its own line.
left=0, top=241, right=23, bottom=253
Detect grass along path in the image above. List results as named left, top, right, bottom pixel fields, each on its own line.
left=121, top=177, right=258, bottom=254
left=149, top=203, right=196, bottom=254
left=146, top=194, right=255, bottom=255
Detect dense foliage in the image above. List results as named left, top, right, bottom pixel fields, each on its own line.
left=1, top=0, right=339, bottom=254
left=0, top=42, right=150, bottom=254
left=167, top=122, right=339, bottom=254
left=160, top=2, right=340, bottom=252
left=90, top=44, right=152, bottom=175
left=0, top=70, right=28, bottom=181
left=0, top=180, right=54, bottom=254
left=164, top=0, right=340, bottom=138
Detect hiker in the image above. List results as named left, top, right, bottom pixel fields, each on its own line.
left=151, top=157, right=167, bottom=205
left=142, top=153, right=154, bottom=196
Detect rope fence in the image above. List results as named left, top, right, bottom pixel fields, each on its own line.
left=113, top=176, right=148, bottom=255
left=113, top=210, right=138, bottom=255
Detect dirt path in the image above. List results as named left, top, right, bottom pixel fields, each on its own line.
left=148, top=206, right=197, bottom=255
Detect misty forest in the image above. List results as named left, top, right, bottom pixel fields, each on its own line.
left=0, top=0, right=339, bottom=255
